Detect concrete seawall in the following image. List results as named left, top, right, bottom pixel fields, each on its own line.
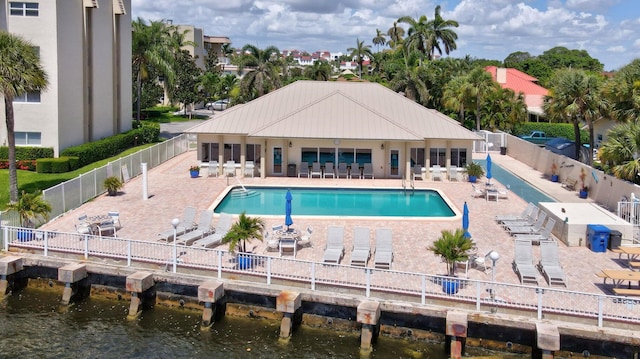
left=1, top=254, right=638, bottom=358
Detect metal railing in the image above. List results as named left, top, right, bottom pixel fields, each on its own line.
left=3, top=225, right=640, bottom=328
left=617, top=200, right=640, bottom=243
left=42, top=135, right=189, bottom=219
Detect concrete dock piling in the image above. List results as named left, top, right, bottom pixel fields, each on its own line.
left=57, top=263, right=89, bottom=305
left=357, top=301, right=381, bottom=352
left=198, top=280, right=224, bottom=328
left=276, top=290, right=301, bottom=339
left=0, top=256, right=24, bottom=297
left=125, top=271, right=155, bottom=320
left=446, top=311, right=468, bottom=359
left=536, top=322, right=560, bottom=359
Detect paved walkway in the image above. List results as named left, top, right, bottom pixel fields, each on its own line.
left=39, top=151, right=627, bottom=295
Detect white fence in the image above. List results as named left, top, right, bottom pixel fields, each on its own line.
left=3, top=225, right=640, bottom=328
left=42, top=135, right=189, bottom=219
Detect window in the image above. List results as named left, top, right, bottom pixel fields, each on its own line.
left=246, top=143, right=261, bottom=165
left=15, top=131, right=41, bottom=145
left=430, top=148, right=446, bottom=167
left=318, top=147, right=335, bottom=165
left=355, top=148, right=371, bottom=165
left=13, top=91, right=41, bottom=103
left=223, top=143, right=240, bottom=162
left=301, top=147, right=317, bottom=165
left=338, top=148, right=354, bottom=164
left=201, top=143, right=219, bottom=162
left=450, top=148, right=468, bottom=168
left=410, top=148, right=425, bottom=167
left=10, top=2, right=39, bottom=16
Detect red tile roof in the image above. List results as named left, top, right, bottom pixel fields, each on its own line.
left=485, top=66, right=548, bottom=110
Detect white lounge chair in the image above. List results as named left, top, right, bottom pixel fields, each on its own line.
left=362, top=163, right=374, bottom=179
left=298, top=162, right=310, bottom=178
left=244, top=161, right=255, bottom=178
left=515, top=218, right=556, bottom=245
left=349, top=163, right=361, bottom=179
left=449, top=167, right=461, bottom=181
left=471, top=184, right=485, bottom=199
left=350, top=227, right=371, bottom=267
left=512, top=239, right=538, bottom=285
left=223, top=160, right=236, bottom=177
left=506, top=212, right=547, bottom=235
left=495, top=203, right=536, bottom=223
left=310, top=162, right=322, bottom=178
left=322, top=225, right=345, bottom=264
left=412, top=165, right=424, bottom=181
left=323, top=163, right=336, bottom=178
left=337, top=163, right=349, bottom=178
left=157, top=206, right=197, bottom=242
left=191, top=213, right=233, bottom=248
left=208, top=161, right=219, bottom=177
left=501, top=206, right=540, bottom=227
left=373, top=228, right=393, bottom=269
left=175, top=210, right=214, bottom=246
left=537, top=241, right=567, bottom=286
left=431, top=165, right=443, bottom=181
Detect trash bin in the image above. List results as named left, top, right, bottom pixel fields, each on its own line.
left=500, top=146, right=507, bottom=155
left=608, top=230, right=623, bottom=250
left=587, top=224, right=610, bottom=253
left=287, top=164, right=296, bottom=177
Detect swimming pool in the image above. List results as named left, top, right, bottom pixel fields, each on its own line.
left=477, top=159, right=554, bottom=204
left=213, top=186, right=457, bottom=218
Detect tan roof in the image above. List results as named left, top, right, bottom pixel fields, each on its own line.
left=186, top=81, right=482, bottom=141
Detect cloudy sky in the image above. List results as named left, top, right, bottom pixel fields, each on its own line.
left=132, top=0, right=640, bottom=71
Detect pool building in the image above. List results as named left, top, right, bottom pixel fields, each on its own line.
left=186, top=81, right=482, bottom=180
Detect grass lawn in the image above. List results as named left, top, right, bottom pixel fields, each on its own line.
left=0, top=143, right=155, bottom=210
left=142, top=112, right=208, bottom=123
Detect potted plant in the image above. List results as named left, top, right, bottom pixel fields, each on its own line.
left=103, top=176, right=123, bottom=196
left=189, top=165, right=201, bottom=178
left=579, top=167, right=588, bottom=199
left=221, top=212, right=265, bottom=269
left=465, top=162, right=484, bottom=183
left=6, top=190, right=51, bottom=241
left=550, top=162, right=559, bottom=182
left=428, top=228, right=475, bottom=294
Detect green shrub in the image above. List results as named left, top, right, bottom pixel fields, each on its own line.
left=67, top=156, right=80, bottom=170
left=513, top=122, right=589, bottom=143
left=36, top=158, right=53, bottom=173
left=0, top=146, right=54, bottom=160
left=50, top=158, right=70, bottom=173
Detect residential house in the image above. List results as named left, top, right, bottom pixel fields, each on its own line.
left=485, top=66, right=549, bottom=122
left=0, top=0, right=132, bottom=156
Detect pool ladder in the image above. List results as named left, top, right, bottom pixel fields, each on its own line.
left=402, top=175, right=415, bottom=195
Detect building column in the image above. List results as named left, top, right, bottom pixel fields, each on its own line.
left=357, top=301, right=381, bottom=353
left=58, top=263, right=90, bottom=305
left=125, top=271, right=155, bottom=320
left=198, top=280, right=224, bottom=328
left=276, top=291, right=301, bottom=339
left=425, top=139, right=431, bottom=179
left=446, top=311, right=468, bottom=359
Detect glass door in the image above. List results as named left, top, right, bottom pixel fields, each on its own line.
left=273, top=147, right=283, bottom=174
left=390, top=149, right=399, bottom=177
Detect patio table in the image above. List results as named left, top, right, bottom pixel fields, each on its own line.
left=275, top=229, right=300, bottom=257
left=599, top=269, right=640, bottom=288
left=619, top=247, right=640, bottom=270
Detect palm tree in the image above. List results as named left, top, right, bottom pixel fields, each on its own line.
left=304, top=60, right=332, bottom=81
left=347, top=38, right=373, bottom=78
left=544, top=68, right=608, bottom=164
left=429, top=228, right=474, bottom=276
left=0, top=32, right=48, bottom=203
left=602, top=59, right=640, bottom=122
left=390, top=66, right=430, bottom=105
left=466, top=68, right=496, bottom=130
left=386, top=21, right=405, bottom=49
left=599, top=122, right=640, bottom=182
left=372, top=28, right=386, bottom=52
left=398, top=15, right=432, bottom=60
left=427, top=5, right=459, bottom=59
left=132, top=18, right=175, bottom=121
left=442, top=74, right=472, bottom=124
left=238, top=44, right=281, bottom=100
left=222, top=212, right=265, bottom=254
left=6, top=191, right=51, bottom=228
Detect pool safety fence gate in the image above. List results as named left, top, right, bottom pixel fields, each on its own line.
left=3, top=225, right=640, bottom=329
left=617, top=200, right=640, bottom=243
left=42, top=135, right=189, bottom=220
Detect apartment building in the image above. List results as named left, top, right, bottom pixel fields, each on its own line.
left=0, top=0, right=132, bottom=156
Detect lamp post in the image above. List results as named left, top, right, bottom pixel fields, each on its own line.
left=171, top=218, right=180, bottom=273
left=489, top=250, right=500, bottom=299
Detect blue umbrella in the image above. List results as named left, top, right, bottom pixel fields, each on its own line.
left=486, top=153, right=493, bottom=184
left=285, top=190, right=293, bottom=230
left=462, top=201, right=471, bottom=238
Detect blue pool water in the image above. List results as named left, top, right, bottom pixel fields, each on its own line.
left=477, top=159, right=555, bottom=205
left=214, top=187, right=456, bottom=217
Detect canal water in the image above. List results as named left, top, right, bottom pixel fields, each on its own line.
left=0, top=287, right=527, bottom=358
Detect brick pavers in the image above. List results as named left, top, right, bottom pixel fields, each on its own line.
left=39, top=151, right=626, bottom=295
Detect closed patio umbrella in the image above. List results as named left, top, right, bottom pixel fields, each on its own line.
left=462, top=201, right=471, bottom=238
left=285, top=189, right=293, bottom=230
left=486, top=153, right=492, bottom=185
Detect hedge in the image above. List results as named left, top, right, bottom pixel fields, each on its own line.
left=60, top=123, right=160, bottom=167
left=0, top=146, right=53, bottom=160
left=35, top=156, right=80, bottom=173
left=513, top=122, right=589, bottom=144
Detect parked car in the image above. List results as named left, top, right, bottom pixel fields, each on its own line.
left=544, top=137, right=591, bottom=162
left=205, top=99, right=229, bottom=111
left=519, top=130, right=551, bottom=145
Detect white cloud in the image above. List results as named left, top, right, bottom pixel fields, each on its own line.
left=607, top=45, right=625, bottom=53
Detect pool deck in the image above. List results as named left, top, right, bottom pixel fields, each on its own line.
left=40, top=151, right=627, bottom=295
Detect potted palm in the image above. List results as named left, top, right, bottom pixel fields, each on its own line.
left=550, top=162, right=559, bottom=182
left=579, top=167, right=588, bottom=199
left=465, top=162, right=484, bottom=183
left=6, top=190, right=52, bottom=241
left=428, top=228, right=475, bottom=294
left=221, top=212, right=265, bottom=269
left=103, top=176, right=123, bottom=196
